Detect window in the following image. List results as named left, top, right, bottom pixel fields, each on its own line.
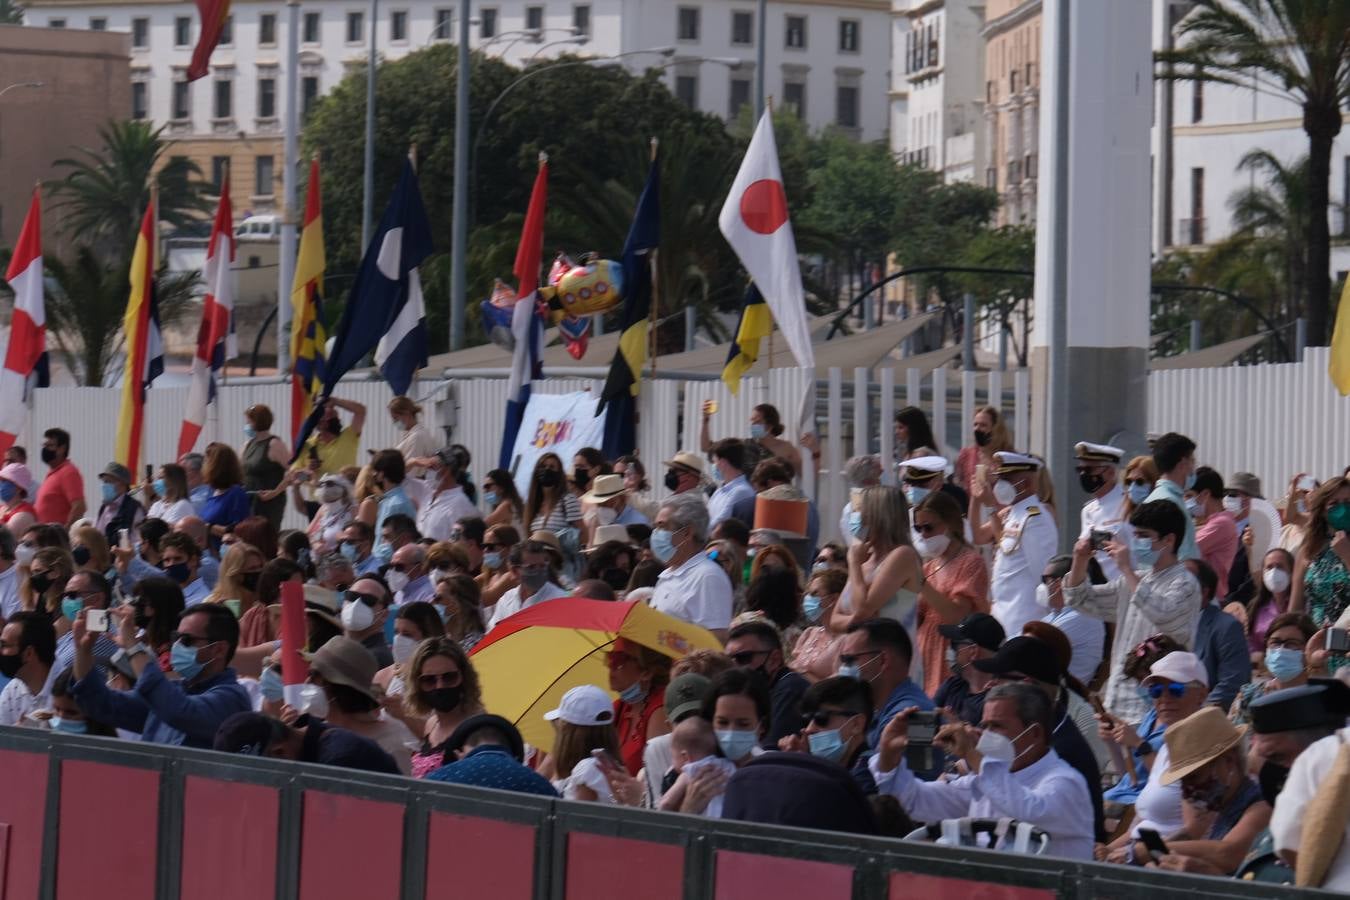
left=302, top=76, right=319, bottom=119
left=478, top=8, right=496, bottom=38
left=526, top=6, right=543, bottom=34
left=1188, top=167, right=1205, bottom=243
left=259, top=13, right=276, bottom=45
left=303, top=12, right=321, bottom=43
left=675, top=74, right=698, bottom=107
left=174, top=16, right=191, bottom=46
left=172, top=81, right=191, bottom=119
left=132, top=17, right=149, bottom=48
left=257, top=77, right=276, bottom=118
left=783, top=81, right=805, bottom=118
left=255, top=155, right=275, bottom=196
left=390, top=10, right=408, bottom=41
left=89, top=17, right=106, bottom=31
left=131, top=82, right=148, bottom=119
left=214, top=79, right=233, bottom=119
left=836, top=84, right=858, bottom=129
left=435, top=8, right=452, bottom=40
left=1192, top=67, right=1204, bottom=123
left=47, top=18, right=65, bottom=28
left=347, top=11, right=364, bottom=43
left=677, top=6, right=699, bottom=41
left=573, top=4, right=590, bottom=37
left=732, top=11, right=752, bottom=45
left=785, top=15, right=806, bottom=49
left=839, top=19, right=858, bottom=52
left=728, top=77, right=751, bottom=118
left=219, top=15, right=233, bottom=45
left=211, top=156, right=230, bottom=191
left=927, top=21, right=938, bottom=67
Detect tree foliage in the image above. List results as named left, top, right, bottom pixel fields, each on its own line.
left=0, top=0, right=23, bottom=24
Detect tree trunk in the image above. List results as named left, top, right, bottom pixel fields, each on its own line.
left=1303, top=101, right=1339, bottom=346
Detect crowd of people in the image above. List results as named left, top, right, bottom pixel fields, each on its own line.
left=5, top=394, right=1350, bottom=889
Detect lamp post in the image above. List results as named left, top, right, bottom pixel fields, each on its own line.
left=361, top=0, right=379, bottom=250
left=755, top=0, right=766, bottom=118
left=449, top=0, right=471, bottom=351
left=0, top=82, right=42, bottom=159
left=277, top=0, right=300, bottom=373
left=526, top=35, right=588, bottom=64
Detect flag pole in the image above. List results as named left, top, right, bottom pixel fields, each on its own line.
left=762, top=98, right=775, bottom=375
left=647, top=137, right=659, bottom=383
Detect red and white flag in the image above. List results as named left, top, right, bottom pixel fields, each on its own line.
left=0, top=190, right=47, bottom=453
left=177, top=184, right=235, bottom=456
left=718, top=109, right=815, bottom=372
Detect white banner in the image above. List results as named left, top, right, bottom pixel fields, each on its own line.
left=507, top=391, right=607, bottom=481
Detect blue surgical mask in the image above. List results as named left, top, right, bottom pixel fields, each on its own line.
left=51, top=716, right=88, bottom=735
left=0, top=481, right=16, bottom=503
left=100, top=482, right=117, bottom=504
left=1127, top=483, right=1150, bottom=505
left=749, top=423, right=767, bottom=440
left=482, top=551, right=503, bottom=570
left=1185, top=498, right=1202, bottom=519
left=375, top=543, right=394, bottom=565
left=847, top=510, right=867, bottom=540
left=619, top=682, right=648, bottom=705
left=484, top=491, right=499, bottom=508
left=339, top=541, right=359, bottom=562
left=651, top=528, right=677, bottom=563
left=60, top=597, right=82, bottom=622
left=1132, top=536, right=1159, bottom=569
left=802, top=594, right=823, bottom=622
left=1183, top=471, right=1197, bottom=492
left=1265, top=648, right=1305, bottom=683
left=170, top=640, right=205, bottom=682
left=259, top=666, right=285, bottom=702
left=904, top=486, right=930, bottom=506
left=837, top=663, right=862, bottom=680
left=244, top=424, right=256, bottom=439
left=152, top=478, right=167, bottom=497
left=807, top=727, right=848, bottom=763
left=715, top=729, right=759, bottom=761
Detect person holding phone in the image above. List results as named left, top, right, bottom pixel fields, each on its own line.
left=1291, top=476, right=1350, bottom=674
left=543, top=684, right=625, bottom=803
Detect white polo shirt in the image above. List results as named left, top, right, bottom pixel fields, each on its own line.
left=651, top=554, right=733, bottom=632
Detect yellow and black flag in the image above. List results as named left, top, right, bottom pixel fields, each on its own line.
left=596, top=154, right=660, bottom=458
left=722, top=283, right=771, bottom=392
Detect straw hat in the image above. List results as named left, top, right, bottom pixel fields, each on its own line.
left=1159, top=706, right=1247, bottom=785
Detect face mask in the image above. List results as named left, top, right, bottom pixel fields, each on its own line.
left=651, top=528, right=678, bottom=563
left=0, top=482, right=17, bottom=503
left=0, top=652, right=21, bottom=679
left=429, top=568, right=448, bottom=587
left=1263, top=567, right=1291, bottom=595
left=28, top=571, right=52, bottom=595
left=426, top=686, right=463, bottom=712
left=170, top=640, right=206, bottom=683
left=101, top=482, right=118, bottom=504
left=663, top=470, right=682, bottom=492
left=847, top=510, right=867, bottom=540
left=973, top=430, right=991, bottom=447
left=1185, top=497, right=1202, bottom=519
left=749, top=423, right=768, bottom=440
left=341, top=599, right=375, bottom=631
left=1183, top=470, right=1197, bottom=492
left=435, top=603, right=453, bottom=622
left=812, top=561, right=829, bottom=573
left=60, top=596, right=83, bottom=622
left=913, top=533, right=950, bottom=560
left=975, top=724, right=1033, bottom=766
left=14, top=543, right=35, bottom=567
left=149, top=478, right=167, bottom=499
left=298, top=683, right=328, bottom=719
left=392, top=420, right=406, bottom=432
left=324, top=417, right=342, bottom=436
left=1034, top=583, right=1051, bottom=608
left=318, top=485, right=345, bottom=504
left=537, top=469, right=561, bottom=489
left=992, top=479, right=1017, bottom=506
left=573, top=470, right=591, bottom=489
left=163, top=562, right=191, bottom=585
left=593, top=507, right=618, bottom=527
left=339, top=542, right=360, bottom=562
left=375, top=543, right=394, bottom=565
left=482, top=551, right=502, bottom=570
left=618, top=682, right=647, bottom=705
left=1127, top=483, right=1150, bottom=505
left=519, top=565, right=549, bottom=591
left=1132, top=536, right=1160, bottom=569
left=386, top=570, right=410, bottom=594
left=132, top=603, right=151, bottom=628
left=40, top=447, right=57, bottom=466
left=837, top=663, right=862, bottom=680
left=244, top=424, right=257, bottom=440
left=1221, top=495, right=1243, bottom=516
left=1078, top=471, right=1105, bottom=494
left=601, top=567, right=630, bottom=592
left=51, top=716, right=88, bottom=735
left=392, top=634, right=418, bottom=665
left=1181, top=775, right=1227, bottom=812
left=240, top=571, right=261, bottom=593
left=71, top=545, right=91, bottom=566
left=258, top=666, right=285, bottom=702
left=904, top=485, right=930, bottom=506
left=1329, top=502, right=1350, bottom=533
left=1258, top=760, right=1290, bottom=807
left=715, top=729, right=759, bottom=761
left=484, top=491, right=499, bottom=508
left=802, top=594, right=823, bottom=622
left=1264, top=647, right=1304, bottom=682
left=945, top=646, right=963, bottom=673
left=808, top=727, right=848, bottom=763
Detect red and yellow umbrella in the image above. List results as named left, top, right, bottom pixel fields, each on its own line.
left=470, top=599, right=723, bottom=749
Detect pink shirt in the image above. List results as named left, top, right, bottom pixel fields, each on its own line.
left=35, top=460, right=83, bottom=525
left=1196, top=511, right=1239, bottom=599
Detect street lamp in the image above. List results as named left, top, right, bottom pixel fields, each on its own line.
left=494, top=27, right=579, bottom=58
left=361, top=0, right=380, bottom=250
left=526, top=35, right=589, bottom=64
left=0, top=81, right=42, bottom=161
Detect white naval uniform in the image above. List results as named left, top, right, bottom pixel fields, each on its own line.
left=1079, top=483, right=1133, bottom=581
left=992, top=493, right=1059, bottom=635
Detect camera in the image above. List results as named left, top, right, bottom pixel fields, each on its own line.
left=1090, top=529, right=1113, bottom=551
left=1326, top=628, right=1350, bottom=654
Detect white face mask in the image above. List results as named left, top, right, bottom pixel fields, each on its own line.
left=913, top=533, right=950, bottom=560
left=386, top=570, right=410, bottom=594
left=975, top=724, right=1034, bottom=766
left=1222, top=495, right=1244, bottom=516
left=1034, top=582, right=1051, bottom=607
left=392, top=633, right=418, bottom=665
left=594, top=506, right=618, bottom=526
left=993, top=479, right=1018, bottom=506
left=1263, top=567, right=1291, bottom=595
left=15, top=543, right=35, bottom=566
left=341, top=599, right=375, bottom=631
left=318, top=485, right=345, bottom=504
left=298, top=683, right=329, bottom=719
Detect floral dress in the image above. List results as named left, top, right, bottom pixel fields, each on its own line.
left=1306, top=546, right=1350, bottom=672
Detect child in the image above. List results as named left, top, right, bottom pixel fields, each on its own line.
left=659, top=716, right=737, bottom=817
left=545, top=685, right=621, bottom=803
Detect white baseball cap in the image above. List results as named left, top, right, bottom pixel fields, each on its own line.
left=543, top=684, right=615, bottom=726
left=1146, top=651, right=1210, bottom=689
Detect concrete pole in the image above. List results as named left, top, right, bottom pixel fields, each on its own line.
left=450, top=0, right=471, bottom=350
left=754, top=0, right=766, bottom=118
left=684, top=305, right=696, bottom=352
left=1189, top=319, right=1201, bottom=352
left=361, top=0, right=379, bottom=251
left=962, top=293, right=976, bottom=370
left=277, top=0, right=300, bottom=373
left=1296, top=317, right=1307, bottom=362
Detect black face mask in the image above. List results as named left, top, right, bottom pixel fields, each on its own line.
left=426, top=686, right=463, bottom=712
left=1078, top=471, right=1105, bottom=494
left=0, top=652, right=21, bottom=679
left=664, top=470, right=682, bottom=492
left=1258, top=760, right=1290, bottom=806
left=132, top=603, right=152, bottom=629
left=601, top=567, right=630, bottom=592
left=537, top=469, right=561, bottom=489
left=240, top=571, right=261, bottom=592
left=40, top=447, right=58, bottom=466
left=71, top=545, right=92, bottom=566
left=973, top=430, right=991, bottom=447
left=29, top=572, right=52, bottom=596
left=323, top=417, right=342, bottom=436
left=573, top=469, right=591, bottom=489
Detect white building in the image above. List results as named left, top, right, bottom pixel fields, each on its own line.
left=889, top=0, right=985, bottom=183
left=25, top=0, right=891, bottom=218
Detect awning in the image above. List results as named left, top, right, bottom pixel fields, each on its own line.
left=873, top=344, right=963, bottom=377
left=1149, top=333, right=1268, bottom=370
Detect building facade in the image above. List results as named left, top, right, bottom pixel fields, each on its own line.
left=24, top=0, right=891, bottom=220
left=981, top=0, right=1040, bottom=226
left=0, top=25, right=130, bottom=252
left=890, top=0, right=985, bottom=183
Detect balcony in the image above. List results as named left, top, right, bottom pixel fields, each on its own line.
left=1178, top=217, right=1206, bottom=246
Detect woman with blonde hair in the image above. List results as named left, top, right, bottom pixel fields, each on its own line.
left=545, top=684, right=625, bottom=803
left=954, top=405, right=1013, bottom=494
left=404, top=638, right=485, bottom=778
left=1122, top=455, right=1160, bottom=517
left=70, top=526, right=110, bottom=577
left=352, top=464, right=381, bottom=527
left=207, top=541, right=267, bottom=612
left=1291, top=476, right=1350, bottom=674
left=146, top=463, right=195, bottom=524
left=25, top=547, right=73, bottom=630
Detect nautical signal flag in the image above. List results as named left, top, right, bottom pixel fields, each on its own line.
left=187, top=0, right=232, bottom=81
left=115, top=198, right=165, bottom=476
left=499, top=154, right=550, bottom=471
left=290, top=159, right=327, bottom=445
left=1331, top=274, right=1350, bottom=395
left=0, top=189, right=48, bottom=454
left=597, top=151, right=660, bottom=459
left=718, top=108, right=815, bottom=391
left=721, top=283, right=771, bottom=392
left=178, top=183, right=236, bottom=457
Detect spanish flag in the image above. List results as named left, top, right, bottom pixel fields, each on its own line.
left=115, top=198, right=164, bottom=476
left=187, top=0, right=232, bottom=81
left=721, top=283, right=771, bottom=393
left=1330, top=274, right=1350, bottom=395
left=290, top=159, right=327, bottom=447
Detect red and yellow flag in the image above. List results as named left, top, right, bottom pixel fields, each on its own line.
left=187, top=0, right=232, bottom=81
left=115, top=198, right=164, bottom=475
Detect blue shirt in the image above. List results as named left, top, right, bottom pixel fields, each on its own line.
left=188, top=484, right=212, bottom=516
left=1145, top=479, right=1199, bottom=562
left=708, top=475, right=757, bottom=529
left=373, top=485, right=417, bottom=562
left=202, top=485, right=251, bottom=530
left=1103, top=707, right=1165, bottom=806
left=70, top=662, right=251, bottom=748
left=426, top=746, right=559, bottom=796
left=1195, top=603, right=1253, bottom=711
left=614, top=504, right=648, bottom=526
left=867, top=677, right=934, bottom=750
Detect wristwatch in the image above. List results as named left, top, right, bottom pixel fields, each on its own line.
left=113, top=642, right=152, bottom=665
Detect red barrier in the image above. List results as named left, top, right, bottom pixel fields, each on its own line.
left=891, top=873, right=1058, bottom=899
left=0, top=750, right=47, bottom=899
left=298, top=791, right=404, bottom=900
left=56, top=760, right=159, bottom=900
left=180, top=776, right=281, bottom=900
left=715, top=849, right=854, bottom=899
left=426, top=814, right=536, bottom=900
left=563, top=833, right=684, bottom=900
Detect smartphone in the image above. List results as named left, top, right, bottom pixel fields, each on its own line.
left=974, top=463, right=988, bottom=486
left=119, top=528, right=132, bottom=552
left=1090, top=529, right=1113, bottom=551
left=1298, top=475, right=1317, bottom=492
left=1138, top=828, right=1169, bottom=861
left=1087, top=692, right=1108, bottom=719
left=294, top=471, right=311, bottom=484
left=1327, top=628, right=1350, bottom=654
left=85, top=609, right=109, bottom=633
left=905, top=711, right=940, bottom=770
left=704, top=399, right=718, bottom=416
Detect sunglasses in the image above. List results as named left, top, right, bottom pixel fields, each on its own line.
left=806, top=710, right=861, bottom=728
left=1125, top=478, right=1150, bottom=487
left=171, top=632, right=215, bottom=648
left=838, top=650, right=883, bottom=667
left=1147, top=681, right=1188, bottom=699
left=418, top=670, right=462, bottom=690
left=729, top=649, right=769, bottom=667
left=1041, top=574, right=1061, bottom=585
left=912, top=522, right=939, bottom=536
left=604, top=652, right=635, bottom=669
left=344, top=590, right=383, bottom=608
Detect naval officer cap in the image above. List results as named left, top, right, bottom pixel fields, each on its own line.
left=900, top=455, right=949, bottom=480
left=1074, top=442, right=1125, bottom=464
left=992, top=451, right=1041, bottom=476
left=1249, top=679, right=1350, bottom=735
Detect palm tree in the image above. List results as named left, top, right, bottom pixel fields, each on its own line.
left=0, top=0, right=23, bottom=24
left=1227, top=150, right=1312, bottom=323
left=1157, top=0, right=1350, bottom=346
left=47, top=120, right=213, bottom=261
